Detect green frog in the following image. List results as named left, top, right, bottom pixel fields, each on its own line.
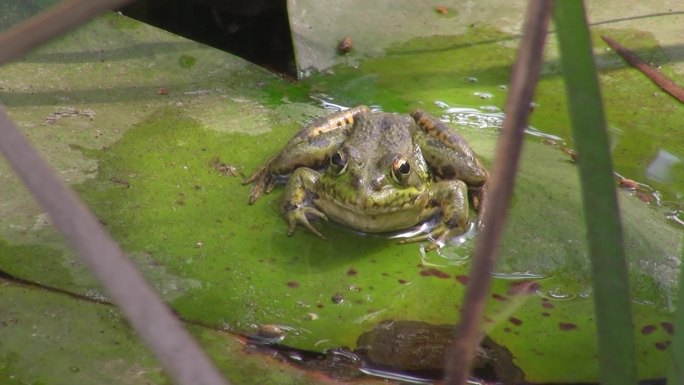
left=244, top=106, right=488, bottom=248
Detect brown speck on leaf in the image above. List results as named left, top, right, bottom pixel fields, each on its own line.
left=508, top=317, right=522, bottom=326
left=455, top=275, right=469, bottom=285
left=637, top=191, right=653, bottom=203
left=209, top=156, right=238, bottom=177
left=559, top=322, right=577, bottom=331
left=436, top=5, right=449, bottom=14
left=111, top=178, right=130, bottom=188
left=338, top=37, right=353, bottom=54
left=619, top=178, right=639, bottom=190
left=661, top=321, right=674, bottom=335
left=419, top=268, right=450, bottom=279
left=561, top=147, right=578, bottom=162
left=492, top=293, right=508, bottom=302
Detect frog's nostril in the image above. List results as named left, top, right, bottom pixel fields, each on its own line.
left=352, top=176, right=363, bottom=189
left=371, top=176, right=385, bottom=191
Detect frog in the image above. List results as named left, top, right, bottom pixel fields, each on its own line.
left=244, top=106, right=488, bottom=248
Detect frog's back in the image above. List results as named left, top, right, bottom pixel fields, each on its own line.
left=349, top=112, right=415, bottom=157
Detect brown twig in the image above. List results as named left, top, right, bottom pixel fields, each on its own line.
left=0, top=0, right=134, bottom=65
left=602, top=34, right=684, bottom=103
left=443, top=1, right=553, bottom=384
left=0, top=2, right=231, bottom=382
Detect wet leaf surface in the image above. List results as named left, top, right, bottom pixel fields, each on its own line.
left=0, top=3, right=683, bottom=385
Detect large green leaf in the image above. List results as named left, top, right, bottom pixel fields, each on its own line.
left=0, top=3, right=683, bottom=385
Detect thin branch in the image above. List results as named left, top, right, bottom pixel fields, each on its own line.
left=0, top=0, right=134, bottom=65
left=0, top=109, right=230, bottom=385
left=443, top=1, right=553, bottom=384
left=0, top=2, right=231, bottom=384
left=601, top=35, right=684, bottom=104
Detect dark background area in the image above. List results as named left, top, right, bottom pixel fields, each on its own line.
left=120, top=0, right=296, bottom=77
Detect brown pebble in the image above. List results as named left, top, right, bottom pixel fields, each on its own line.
left=338, top=37, right=353, bottom=54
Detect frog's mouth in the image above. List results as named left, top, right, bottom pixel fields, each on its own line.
left=316, top=188, right=431, bottom=233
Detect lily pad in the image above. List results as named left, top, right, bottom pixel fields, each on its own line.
left=0, top=2, right=683, bottom=385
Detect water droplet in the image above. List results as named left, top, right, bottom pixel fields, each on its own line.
left=473, top=91, right=494, bottom=99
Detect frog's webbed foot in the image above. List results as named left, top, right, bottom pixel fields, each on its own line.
left=399, top=179, right=469, bottom=251
left=243, top=157, right=280, bottom=204
left=278, top=167, right=327, bottom=239
left=283, top=206, right=329, bottom=239
left=398, top=223, right=468, bottom=251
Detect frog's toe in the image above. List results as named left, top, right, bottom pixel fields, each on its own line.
left=399, top=232, right=445, bottom=251
left=285, top=207, right=328, bottom=239
left=398, top=224, right=465, bottom=251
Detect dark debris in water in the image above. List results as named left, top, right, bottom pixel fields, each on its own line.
left=246, top=319, right=524, bottom=384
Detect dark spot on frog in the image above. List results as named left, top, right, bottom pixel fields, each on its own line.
left=419, top=268, right=450, bottom=279
left=347, top=268, right=358, bottom=276
left=331, top=293, right=344, bottom=304
left=417, top=263, right=424, bottom=268
left=381, top=272, right=389, bottom=276
left=438, top=165, right=457, bottom=179
left=307, top=135, right=329, bottom=148
left=559, top=322, right=577, bottom=331
left=492, top=294, right=507, bottom=302
left=508, top=317, right=522, bottom=326
left=541, top=312, right=550, bottom=317
left=504, top=327, right=511, bottom=333
left=455, top=275, right=469, bottom=285
left=398, top=279, right=407, bottom=284
left=316, top=303, right=324, bottom=309
left=641, top=325, right=657, bottom=335
left=661, top=321, right=674, bottom=335
left=541, top=299, right=554, bottom=309
left=655, top=342, right=668, bottom=351
left=286, top=281, right=299, bottom=288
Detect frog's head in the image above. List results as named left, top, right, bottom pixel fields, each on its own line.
left=319, top=140, right=431, bottom=214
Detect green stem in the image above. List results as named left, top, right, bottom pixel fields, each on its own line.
left=554, top=2, right=637, bottom=385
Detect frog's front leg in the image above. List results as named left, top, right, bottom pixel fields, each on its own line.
left=411, top=109, right=488, bottom=227
left=401, top=180, right=469, bottom=249
left=244, top=106, right=370, bottom=204
left=279, top=168, right=329, bottom=239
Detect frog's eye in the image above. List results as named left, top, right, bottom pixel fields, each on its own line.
left=391, top=157, right=411, bottom=184
left=329, top=151, right=348, bottom=175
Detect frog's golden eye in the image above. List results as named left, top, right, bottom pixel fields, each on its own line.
left=329, top=151, right=348, bottom=175
left=391, top=157, right=411, bottom=184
